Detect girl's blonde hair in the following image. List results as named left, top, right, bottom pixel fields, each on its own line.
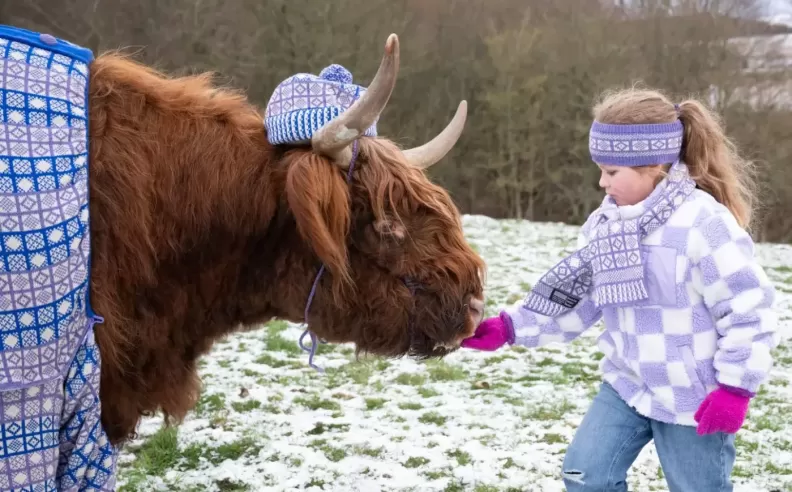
left=592, top=87, right=757, bottom=229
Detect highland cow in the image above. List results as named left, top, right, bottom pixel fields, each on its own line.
left=0, top=25, right=485, bottom=489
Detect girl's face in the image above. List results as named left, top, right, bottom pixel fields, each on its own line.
left=598, top=165, right=659, bottom=206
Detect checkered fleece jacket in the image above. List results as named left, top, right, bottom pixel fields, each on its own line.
left=505, top=189, right=780, bottom=426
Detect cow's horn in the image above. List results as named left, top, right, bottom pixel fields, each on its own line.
left=404, top=101, right=467, bottom=170
left=311, top=34, right=400, bottom=168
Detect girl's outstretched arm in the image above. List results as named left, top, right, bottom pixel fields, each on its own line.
left=464, top=226, right=602, bottom=352
left=503, top=294, right=602, bottom=348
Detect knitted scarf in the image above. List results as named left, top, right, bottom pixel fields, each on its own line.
left=522, top=160, right=696, bottom=317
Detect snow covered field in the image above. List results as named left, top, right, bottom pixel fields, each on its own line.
left=116, top=215, right=792, bottom=492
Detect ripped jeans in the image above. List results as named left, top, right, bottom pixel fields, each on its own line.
left=562, top=382, right=735, bottom=492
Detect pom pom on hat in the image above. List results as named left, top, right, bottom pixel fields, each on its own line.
left=319, top=64, right=354, bottom=84
left=264, top=64, right=378, bottom=146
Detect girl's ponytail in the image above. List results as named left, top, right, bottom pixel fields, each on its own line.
left=677, top=99, right=757, bottom=229
left=593, top=87, right=758, bottom=230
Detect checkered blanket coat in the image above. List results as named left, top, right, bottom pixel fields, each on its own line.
left=505, top=188, right=779, bottom=426
left=0, top=25, right=116, bottom=490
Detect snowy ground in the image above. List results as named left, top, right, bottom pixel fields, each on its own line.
left=116, top=215, right=792, bottom=492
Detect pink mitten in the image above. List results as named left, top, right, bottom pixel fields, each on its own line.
left=694, top=386, right=752, bottom=435
left=461, top=312, right=515, bottom=351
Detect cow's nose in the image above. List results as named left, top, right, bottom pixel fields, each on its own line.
left=468, top=297, right=485, bottom=325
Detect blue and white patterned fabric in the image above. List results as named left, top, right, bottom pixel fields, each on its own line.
left=0, top=24, right=116, bottom=490
left=264, top=64, right=378, bottom=145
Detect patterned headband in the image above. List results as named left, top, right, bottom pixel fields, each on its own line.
left=588, top=120, right=684, bottom=167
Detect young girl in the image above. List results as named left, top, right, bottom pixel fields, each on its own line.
left=463, top=87, right=779, bottom=491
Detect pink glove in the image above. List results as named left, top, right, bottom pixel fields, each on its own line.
left=694, top=385, right=753, bottom=436
left=461, top=312, right=515, bottom=351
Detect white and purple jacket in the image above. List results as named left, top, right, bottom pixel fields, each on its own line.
left=504, top=189, right=779, bottom=426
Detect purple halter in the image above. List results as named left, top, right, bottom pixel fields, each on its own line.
left=298, top=141, right=418, bottom=371
left=297, top=141, right=360, bottom=372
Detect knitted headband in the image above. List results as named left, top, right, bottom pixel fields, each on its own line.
left=588, top=119, right=684, bottom=167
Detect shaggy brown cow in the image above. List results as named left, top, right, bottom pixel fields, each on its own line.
left=87, top=34, right=486, bottom=445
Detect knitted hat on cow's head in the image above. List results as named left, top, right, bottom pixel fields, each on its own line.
left=264, top=64, right=378, bottom=146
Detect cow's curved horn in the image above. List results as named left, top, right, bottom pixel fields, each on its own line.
left=403, top=101, right=468, bottom=170
left=311, top=34, right=400, bottom=167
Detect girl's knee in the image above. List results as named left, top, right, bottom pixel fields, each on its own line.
left=562, top=446, right=625, bottom=492
left=562, top=449, right=601, bottom=491
left=561, top=466, right=615, bottom=491
left=561, top=468, right=625, bottom=492
left=561, top=467, right=587, bottom=489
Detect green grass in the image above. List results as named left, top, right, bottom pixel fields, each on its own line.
left=118, top=427, right=264, bottom=491
left=418, top=412, right=447, bottom=426
left=365, top=397, right=387, bottom=410
left=426, top=361, right=468, bottom=381
left=309, top=439, right=347, bottom=462
left=182, top=436, right=263, bottom=467
left=293, top=395, right=341, bottom=411
left=195, top=393, right=226, bottom=416
left=395, top=373, right=427, bottom=385
left=541, top=433, right=566, bottom=444
left=262, top=322, right=301, bottom=355
left=447, top=448, right=472, bottom=466
left=254, top=353, right=293, bottom=368
left=404, top=456, right=430, bottom=468
left=231, top=400, right=261, bottom=413
left=121, top=427, right=180, bottom=482
left=354, top=445, right=384, bottom=458
left=306, top=422, right=350, bottom=435
left=524, top=399, right=577, bottom=421
left=332, top=362, right=374, bottom=385
left=417, top=386, right=441, bottom=398
left=558, top=362, right=600, bottom=383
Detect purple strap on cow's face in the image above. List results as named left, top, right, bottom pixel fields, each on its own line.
left=298, top=141, right=360, bottom=372
left=298, top=142, right=420, bottom=372
left=299, top=262, right=328, bottom=372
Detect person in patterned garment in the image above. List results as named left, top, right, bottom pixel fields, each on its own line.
left=0, top=26, right=116, bottom=490
left=462, top=88, right=779, bottom=492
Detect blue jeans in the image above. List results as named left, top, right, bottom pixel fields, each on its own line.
left=562, top=382, right=736, bottom=492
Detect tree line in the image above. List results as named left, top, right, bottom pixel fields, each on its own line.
left=3, top=0, right=791, bottom=242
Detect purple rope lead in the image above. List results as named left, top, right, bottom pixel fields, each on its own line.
left=299, top=264, right=328, bottom=372
left=299, top=140, right=360, bottom=372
